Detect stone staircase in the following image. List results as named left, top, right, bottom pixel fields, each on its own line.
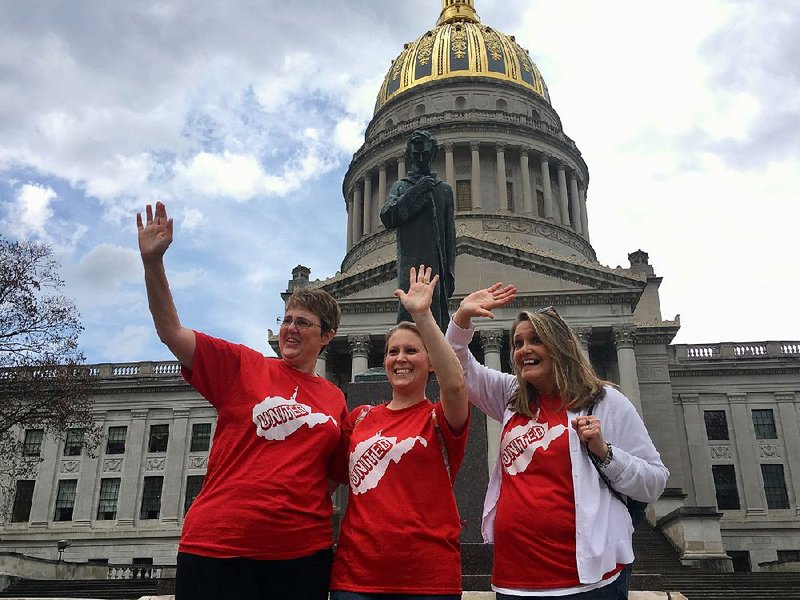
left=0, top=577, right=159, bottom=599
left=631, top=521, right=800, bottom=600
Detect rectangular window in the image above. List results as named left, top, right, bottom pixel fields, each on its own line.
left=190, top=423, right=212, bottom=452
left=506, top=181, right=514, bottom=211
left=54, top=479, right=78, bottom=521
left=777, top=550, right=800, bottom=562
left=96, top=478, right=121, bottom=520
left=728, top=550, right=751, bottom=572
left=148, top=424, right=169, bottom=453
left=456, top=180, right=472, bottom=211
left=184, top=475, right=205, bottom=515
left=106, top=426, right=127, bottom=454
left=536, top=189, right=545, bottom=217
left=63, top=428, right=84, bottom=456
left=704, top=410, right=729, bottom=441
left=761, top=464, right=790, bottom=509
left=22, top=429, right=44, bottom=457
left=140, top=476, right=163, bottom=520
left=712, top=464, right=740, bottom=510
left=752, top=409, right=777, bottom=439
left=87, top=558, right=109, bottom=564
left=11, top=480, right=35, bottom=523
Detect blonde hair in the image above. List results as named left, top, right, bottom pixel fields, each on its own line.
left=509, top=309, right=610, bottom=417
left=385, top=321, right=424, bottom=354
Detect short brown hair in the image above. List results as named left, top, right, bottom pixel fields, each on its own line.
left=509, top=309, right=609, bottom=416
left=286, top=288, right=341, bottom=334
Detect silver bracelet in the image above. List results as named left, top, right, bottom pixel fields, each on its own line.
left=596, top=442, right=613, bottom=469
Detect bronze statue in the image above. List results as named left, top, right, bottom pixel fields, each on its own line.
left=381, top=130, right=456, bottom=332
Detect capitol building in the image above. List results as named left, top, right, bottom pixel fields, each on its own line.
left=2, top=0, right=798, bottom=577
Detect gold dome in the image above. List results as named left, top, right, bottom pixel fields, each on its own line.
left=375, top=0, right=550, bottom=112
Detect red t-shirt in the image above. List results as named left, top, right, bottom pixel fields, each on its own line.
left=330, top=400, right=468, bottom=594
left=180, top=332, right=348, bottom=560
left=493, top=394, right=579, bottom=589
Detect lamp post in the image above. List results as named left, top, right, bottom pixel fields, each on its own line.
left=57, top=539, right=70, bottom=562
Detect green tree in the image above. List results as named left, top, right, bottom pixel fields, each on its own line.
left=0, top=236, right=98, bottom=518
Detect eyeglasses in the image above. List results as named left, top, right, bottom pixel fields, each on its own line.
left=278, top=316, right=322, bottom=330
left=536, top=306, right=559, bottom=316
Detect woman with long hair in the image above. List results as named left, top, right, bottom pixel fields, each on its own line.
left=445, top=283, right=668, bottom=599
left=330, top=265, right=469, bottom=600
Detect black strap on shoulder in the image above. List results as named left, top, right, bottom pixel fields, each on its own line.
left=587, top=404, right=627, bottom=506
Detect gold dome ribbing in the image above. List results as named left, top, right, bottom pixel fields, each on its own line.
left=375, top=1, right=550, bottom=112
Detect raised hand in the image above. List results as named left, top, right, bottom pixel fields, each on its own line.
left=457, top=282, right=517, bottom=321
left=136, top=201, right=173, bottom=262
left=394, top=264, right=438, bottom=318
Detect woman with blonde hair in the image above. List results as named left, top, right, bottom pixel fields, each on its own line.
left=445, top=283, right=668, bottom=599
left=330, top=265, right=469, bottom=600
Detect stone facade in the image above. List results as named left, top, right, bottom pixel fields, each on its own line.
left=1, top=0, right=799, bottom=576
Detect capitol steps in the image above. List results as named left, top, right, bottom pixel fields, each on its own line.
left=0, top=577, right=158, bottom=599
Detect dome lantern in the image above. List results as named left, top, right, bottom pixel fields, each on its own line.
left=437, top=0, right=480, bottom=25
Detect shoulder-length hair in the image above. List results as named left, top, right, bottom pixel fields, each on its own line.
left=509, top=309, right=611, bottom=416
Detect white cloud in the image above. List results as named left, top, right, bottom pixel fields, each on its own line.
left=100, top=324, right=154, bottom=362
left=175, top=151, right=270, bottom=200
left=8, top=183, right=57, bottom=239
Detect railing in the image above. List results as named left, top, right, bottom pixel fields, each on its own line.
left=675, top=341, right=800, bottom=361
left=88, top=361, right=182, bottom=378
left=108, top=564, right=164, bottom=579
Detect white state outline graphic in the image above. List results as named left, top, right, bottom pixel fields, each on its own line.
left=349, top=431, right=427, bottom=495
left=500, top=419, right=567, bottom=475
left=252, top=387, right=336, bottom=441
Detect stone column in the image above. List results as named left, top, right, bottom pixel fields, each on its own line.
left=316, top=347, right=329, bottom=380
left=377, top=164, right=387, bottom=218
left=352, top=185, right=363, bottom=245
left=28, top=436, right=59, bottom=528
left=557, top=163, right=570, bottom=227
left=573, top=327, right=592, bottom=362
left=116, top=409, right=148, bottom=526
left=729, top=393, right=767, bottom=516
left=776, top=393, right=800, bottom=516
left=612, top=327, right=642, bottom=415
left=470, top=142, right=482, bottom=210
left=72, top=413, right=105, bottom=527
left=363, top=174, right=372, bottom=236
left=540, top=154, right=554, bottom=220
left=160, top=408, right=189, bottom=525
left=397, top=155, right=406, bottom=180
left=679, top=394, right=718, bottom=506
left=520, top=149, right=533, bottom=215
left=349, top=334, right=370, bottom=382
left=346, top=194, right=354, bottom=250
left=480, top=330, right=505, bottom=475
left=579, top=185, right=590, bottom=242
left=569, top=173, right=582, bottom=235
left=496, top=143, right=508, bottom=212
left=444, top=143, right=455, bottom=189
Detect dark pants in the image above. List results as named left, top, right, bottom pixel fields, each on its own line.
left=496, top=572, right=627, bottom=600
left=176, top=549, right=332, bottom=600
left=330, top=594, right=460, bottom=600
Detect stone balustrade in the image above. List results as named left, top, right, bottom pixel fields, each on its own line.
left=673, top=341, right=800, bottom=361
left=87, top=361, right=183, bottom=379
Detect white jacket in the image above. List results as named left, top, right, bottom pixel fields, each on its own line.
left=446, top=319, right=669, bottom=584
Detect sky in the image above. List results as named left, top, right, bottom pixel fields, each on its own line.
left=1, top=0, right=798, bottom=364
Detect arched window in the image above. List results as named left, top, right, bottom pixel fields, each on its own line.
left=385, top=118, right=394, bottom=130
left=496, top=98, right=508, bottom=112
left=455, top=96, right=467, bottom=110
left=415, top=103, right=426, bottom=116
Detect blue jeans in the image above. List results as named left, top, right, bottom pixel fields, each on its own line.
left=330, top=593, right=460, bottom=600
left=496, top=572, right=627, bottom=600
